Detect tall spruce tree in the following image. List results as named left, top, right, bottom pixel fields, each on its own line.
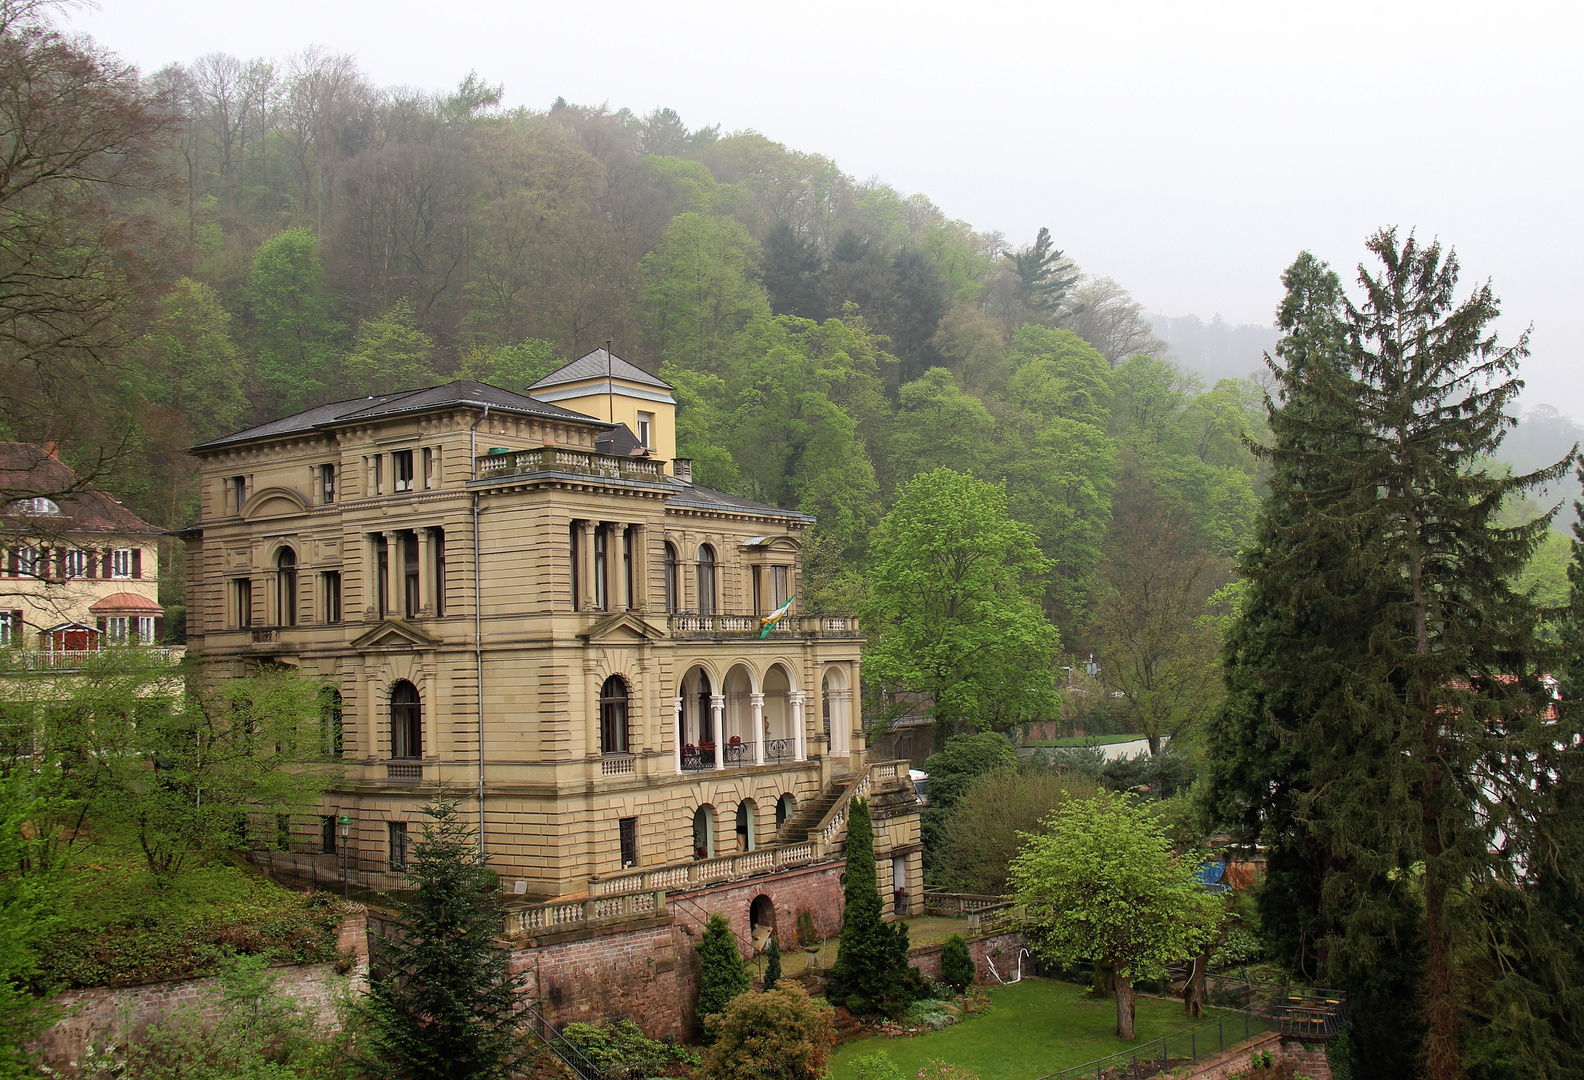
left=1208, top=232, right=1575, bottom=1080
left=695, top=913, right=750, bottom=1038
left=825, top=797, right=927, bottom=1016
left=360, top=799, right=525, bottom=1080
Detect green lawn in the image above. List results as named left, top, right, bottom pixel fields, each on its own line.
left=827, top=980, right=1254, bottom=1080
left=1022, top=734, right=1146, bottom=748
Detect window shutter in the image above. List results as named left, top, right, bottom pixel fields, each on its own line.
left=5, top=551, right=14, bottom=577
left=10, top=612, right=19, bottom=642
left=95, top=616, right=106, bottom=635
left=154, top=616, right=164, bottom=644
left=85, top=551, right=96, bottom=579
left=132, top=549, right=142, bottom=578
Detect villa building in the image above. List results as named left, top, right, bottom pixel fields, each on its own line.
left=182, top=350, right=921, bottom=1011
left=0, top=443, right=167, bottom=660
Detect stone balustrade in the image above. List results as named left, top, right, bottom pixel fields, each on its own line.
left=475, top=447, right=666, bottom=482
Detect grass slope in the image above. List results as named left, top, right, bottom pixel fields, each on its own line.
left=827, top=980, right=1252, bottom=1080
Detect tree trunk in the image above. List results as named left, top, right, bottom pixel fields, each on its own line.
left=1088, top=959, right=1114, bottom=999
left=1184, top=951, right=1207, bottom=1018
left=1115, top=974, right=1135, bottom=1040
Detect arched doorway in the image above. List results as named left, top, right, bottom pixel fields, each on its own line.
left=763, top=664, right=793, bottom=762
left=776, top=793, right=796, bottom=828
left=723, top=665, right=755, bottom=763
left=735, top=799, right=757, bottom=852
left=749, top=894, right=776, bottom=952
left=681, top=666, right=716, bottom=769
left=692, top=805, right=715, bottom=860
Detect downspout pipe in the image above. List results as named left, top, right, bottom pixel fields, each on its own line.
left=470, top=406, right=490, bottom=856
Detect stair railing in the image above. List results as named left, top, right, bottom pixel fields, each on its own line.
left=520, top=1000, right=605, bottom=1080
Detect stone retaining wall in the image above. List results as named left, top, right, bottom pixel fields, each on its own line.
left=29, top=907, right=368, bottom=1075
left=1180, top=1032, right=1334, bottom=1080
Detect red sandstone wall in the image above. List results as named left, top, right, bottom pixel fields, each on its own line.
left=907, top=931, right=1028, bottom=985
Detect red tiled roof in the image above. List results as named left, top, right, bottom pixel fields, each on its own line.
left=0, top=443, right=161, bottom=535
left=88, top=592, right=163, bottom=614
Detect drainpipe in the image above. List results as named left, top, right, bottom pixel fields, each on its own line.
left=470, top=406, right=490, bottom=856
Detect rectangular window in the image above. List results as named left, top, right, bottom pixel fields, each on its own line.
left=635, top=412, right=653, bottom=449
left=594, top=526, right=608, bottom=611
left=63, top=549, right=85, bottom=578
left=421, top=447, right=434, bottom=490
left=234, top=578, right=253, bottom=628
left=772, top=565, right=791, bottom=608
left=106, top=616, right=129, bottom=643
left=322, top=571, right=342, bottom=624
left=374, top=455, right=384, bottom=495
left=388, top=822, right=408, bottom=872
left=393, top=450, right=414, bottom=493
left=136, top=616, right=154, bottom=644
left=752, top=566, right=763, bottom=615
left=111, top=549, right=132, bottom=579
left=376, top=537, right=389, bottom=615
left=619, top=817, right=638, bottom=869
left=230, top=476, right=247, bottom=513
left=0, top=611, right=19, bottom=646
left=321, top=815, right=337, bottom=855
left=319, top=464, right=336, bottom=504
left=16, top=548, right=36, bottom=578
left=569, top=523, right=581, bottom=608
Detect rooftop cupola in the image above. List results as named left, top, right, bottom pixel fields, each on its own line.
left=528, top=349, right=677, bottom=472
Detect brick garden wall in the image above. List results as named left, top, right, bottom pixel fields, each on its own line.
left=908, top=931, right=1028, bottom=985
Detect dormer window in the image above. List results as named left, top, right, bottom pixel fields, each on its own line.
left=14, top=497, right=59, bottom=515
left=636, top=412, right=654, bottom=449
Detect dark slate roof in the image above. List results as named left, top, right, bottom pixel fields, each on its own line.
left=663, top=477, right=814, bottom=523
left=595, top=423, right=648, bottom=458
left=191, top=382, right=610, bottom=451
left=0, top=443, right=163, bottom=535
left=529, top=348, right=673, bottom=392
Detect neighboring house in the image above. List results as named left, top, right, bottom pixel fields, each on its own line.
left=182, top=351, right=921, bottom=957
left=0, top=443, right=166, bottom=659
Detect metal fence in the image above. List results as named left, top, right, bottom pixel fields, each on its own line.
left=1035, top=1014, right=1263, bottom=1080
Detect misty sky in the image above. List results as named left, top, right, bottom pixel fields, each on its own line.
left=65, top=0, right=1584, bottom=414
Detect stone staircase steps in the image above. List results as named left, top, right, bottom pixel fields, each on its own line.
left=774, top=779, right=849, bottom=844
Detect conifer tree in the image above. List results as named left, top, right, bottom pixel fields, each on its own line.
left=359, top=799, right=524, bottom=1080
left=1208, top=231, right=1576, bottom=1080
left=695, top=913, right=750, bottom=1038
left=825, top=798, right=927, bottom=1016
left=762, top=932, right=782, bottom=992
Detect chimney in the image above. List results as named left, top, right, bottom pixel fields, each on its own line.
left=672, top=458, right=693, bottom=484
left=42, top=440, right=58, bottom=460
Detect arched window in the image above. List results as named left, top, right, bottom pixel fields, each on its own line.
left=663, top=542, right=680, bottom=613
left=391, top=681, right=422, bottom=759
left=696, top=544, right=717, bottom=615
left=277, top=547, right=297, bottom=623
left=320, top=686, right=344, bottom=758
left=599, top=675, right=629, bottom=755
left=276, top=548, right=298, bottom=626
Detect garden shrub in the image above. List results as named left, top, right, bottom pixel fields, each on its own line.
left=698, top=985, right=835, bottom=1080
left=826, top=798, right=930, bottom=1017
left=561, top=1019, right=696, bottom=1079
left=762, top=933, right=782, bottom=991
left=850, top=1050, right=905, bottom=1080
left=939, top=934, right=974, bottom=991
left=695, top=913, right=750, bottom=1038
left=903, top=998, right=956, bottom=1031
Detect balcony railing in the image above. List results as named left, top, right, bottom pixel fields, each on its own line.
left=678, top=739, right=801, bottom=770
left=505, top=889, right=668, bottom=939
left=1, top=647, right=183, bottom=671
left=600, top=753, right=636, bottom=776
left=667, top=613, right=859, bottom=639
left=476, top=448, right=666, bottom=483
left=385, top=761, right=423, bottom=783
left=587, top=841, right=822, bottom=899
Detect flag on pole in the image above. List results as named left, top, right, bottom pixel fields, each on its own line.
left=758, top=596, right=796, bottom=638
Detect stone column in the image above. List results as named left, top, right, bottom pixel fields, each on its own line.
left=578, top=521, right=596, bottom=611
left=673, top=696, right=685, bottom=775
left=363, top=535, right=380, bottom=619
left=630, top=525, right=647, bottom=611
left=750, top=692, right=765, bottom=764
left=612, top=525, right=629, bottom=611
left=382, top=532, right=401, bottom=618
left=416, top=528, right=433, bottom=616
left=790, top=690, right=807, bottom=761
left=710, top=694, right=725, bottom=769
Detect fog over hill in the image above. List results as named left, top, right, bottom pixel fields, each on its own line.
left=1152, top=315, right=1281, bottom=386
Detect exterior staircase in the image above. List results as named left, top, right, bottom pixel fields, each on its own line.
left=774, top=777, right=851, bottom=845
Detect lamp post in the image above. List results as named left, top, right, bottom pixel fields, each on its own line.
left=337, top=815, right=352, bottom=901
